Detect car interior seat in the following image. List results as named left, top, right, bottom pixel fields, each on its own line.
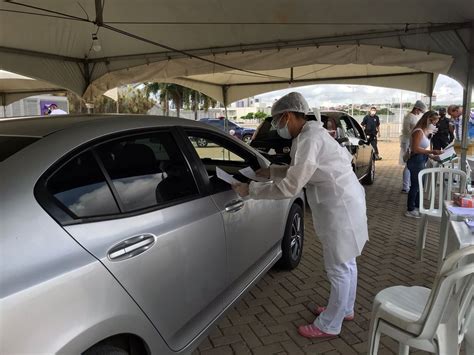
left=114, top=143, right=158, bottom=178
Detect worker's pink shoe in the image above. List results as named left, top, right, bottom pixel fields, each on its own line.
left=297, top=324, right=337, bottom=339
left=312, top=306, right=355, bottom=321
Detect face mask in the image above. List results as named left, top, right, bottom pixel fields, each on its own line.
left=427, top=123, right=438, bottom=134
left=277, top=119, right=292, bottom=139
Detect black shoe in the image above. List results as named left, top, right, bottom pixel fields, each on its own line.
left=375, top=155, right=382, bottom=160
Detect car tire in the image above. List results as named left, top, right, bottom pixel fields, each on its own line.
left=361, top=155, right=375, bottom=185
left=196, top=138, right=208, bottom=147
left=242, top=134, right=252, bottom=144
left=277, top=203, right=304, bottom=270
left=83, top=345, right=129, bottom=355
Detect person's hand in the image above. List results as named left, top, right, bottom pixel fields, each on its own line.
left=429, top=154, right=441, bottom=161
left=232, top=183, right=249, bottom=197
left=255, top=168, right=270, bottom=179
left=432, top=149, right=443, bottom=155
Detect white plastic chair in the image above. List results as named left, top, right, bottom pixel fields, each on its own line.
left=417, top=168, right=467, bottom=260
left=368, top=246, right=474, bottom=355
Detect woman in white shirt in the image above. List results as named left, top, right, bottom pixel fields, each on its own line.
left=405, top=111, right=442, bottom=218
left=233, top=92, right=368, bottom=338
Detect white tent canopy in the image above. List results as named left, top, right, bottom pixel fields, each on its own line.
left=0, top=1, right=472, bottom=102
left=0, top=70, right=65, bottom=106
left=0, top=1, right=473, bottom=163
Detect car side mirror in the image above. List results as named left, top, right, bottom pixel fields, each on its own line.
left=336, top=137, right=349, bottom=144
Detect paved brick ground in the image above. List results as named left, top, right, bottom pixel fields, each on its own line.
left=194, top=142, right=447, bottom=355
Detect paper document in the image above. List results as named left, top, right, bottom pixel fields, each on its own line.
left=447, top=206, right=474, bottom=216
left=465, top=218, right=474, bottom=229
left=216, top=167, right=240, bottom=185
left=438, top=147, right=456, bottom=163
left=239, top=167, right=271, bottom=182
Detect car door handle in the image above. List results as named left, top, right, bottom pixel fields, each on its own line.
left=108, top=234, right=156, bottom=261
left=225, top=199, right=245, bottom=213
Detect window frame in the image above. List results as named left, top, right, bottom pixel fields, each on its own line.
left=179, top=127, right=261, bottom=194
left=35, top=127, right=206, bottom=226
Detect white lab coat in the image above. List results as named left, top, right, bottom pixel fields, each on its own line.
left=399, top=112, right=420, bottom=165
left=249, top=121, right=368, bottom=266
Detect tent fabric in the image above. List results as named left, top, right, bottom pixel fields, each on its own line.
left=83, top=45, right=449, bottom=102
left=0, top=71, right=65, bottom=106
left=0, top=0, right=472, bottom=103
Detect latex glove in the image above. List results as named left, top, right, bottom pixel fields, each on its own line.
left=232, top=183, right=250, bottom=197
left=255, top=168, right=270, bottom=179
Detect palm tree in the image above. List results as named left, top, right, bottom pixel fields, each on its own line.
left=145, top=83, right=217, bottom=119
left=145, top=83, right=186, bottom=117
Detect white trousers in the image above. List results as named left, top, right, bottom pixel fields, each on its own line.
left=313, top=258, right=357, bottom=335
left=403, top=165, right=411, bottom=191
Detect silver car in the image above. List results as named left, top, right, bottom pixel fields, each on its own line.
left=0, top=115, right=305, bottom=354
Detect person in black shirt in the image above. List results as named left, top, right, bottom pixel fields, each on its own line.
left=431, top=107, right=454, bottom=150
left=361, top=106, right=382, bottom=160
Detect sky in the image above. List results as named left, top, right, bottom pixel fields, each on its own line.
left=254, top=74, right=463, bottom=108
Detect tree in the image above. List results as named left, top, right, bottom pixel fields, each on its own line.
left=245, top=112, right=255, bottom=119
left=255, top=111, right=268, bottom=120
left=145, top=83, right=217, bottom=119
left=67, top=86, right=155, bottom=114
left=145, top=83, right=187, bottom=117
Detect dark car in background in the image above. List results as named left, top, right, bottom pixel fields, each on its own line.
left=250, top=111, right=375, bottom=185
left=198, top=118, right=256, bottom=146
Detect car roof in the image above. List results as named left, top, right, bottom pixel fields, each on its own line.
left=0, top=114, right=208, bottom=138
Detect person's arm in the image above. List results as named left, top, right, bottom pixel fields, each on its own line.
left=448, top=122, right=455, bottom=142
left=269, top=165, right=289, bottom=179
left=249, top=136, right=320, bottom=199
left=361, top=115, right=367, bottom=128
left=249, top=161, right=317, bottom=199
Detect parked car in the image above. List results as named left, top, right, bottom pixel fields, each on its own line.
left=0, top=115, right=305, bottom=355
left=198, top=118, right=256, bottom=146
left=250, top=111, right=375, bottom=184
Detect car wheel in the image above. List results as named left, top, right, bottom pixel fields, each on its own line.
left=196, top=138, right=208, bottom=147
left=361, top=155, right=375, bottom=185
left=277, top=203, right=304, bottom=270
left=242, top=134, right=252, bottom=144
left=83, top=345, right=129, bottom=355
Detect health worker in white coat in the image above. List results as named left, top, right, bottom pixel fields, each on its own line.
left=233, top=92, right=368, bottom=339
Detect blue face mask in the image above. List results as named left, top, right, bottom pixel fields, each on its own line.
left=277, top=119, right=292, bottom=139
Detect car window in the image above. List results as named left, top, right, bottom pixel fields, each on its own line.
left=0, top=136, right=40, bottom=162
left=339, top=115, right=360, bottom=138
left=187, top=130, right=258, bottom=192
left=95, top=132, right=199, bottom=212
left=47, top=150, right=120, bottom=218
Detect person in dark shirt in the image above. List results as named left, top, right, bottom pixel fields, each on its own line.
left=361, top=106, right=382, bottom=160
left=431, top=107, right=454, bottom=150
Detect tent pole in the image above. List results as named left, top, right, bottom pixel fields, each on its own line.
left=222, top=85, right=229, bottom=132
left=1, top=93, right=5, bottom=118
left=460, top=22, right=474, bottom=172
left=429, top=73, right=434, bottom=109
left=222, top=85, right=231, bottom=160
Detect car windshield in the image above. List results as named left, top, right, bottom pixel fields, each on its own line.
left=0, top=136, right=40, bottom=162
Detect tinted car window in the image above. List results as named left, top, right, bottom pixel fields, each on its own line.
left=0, top=136, right=40, bottom=162
left=47, top=151, right=119, bottom=218
left=95, top=132, right=199, bottom=212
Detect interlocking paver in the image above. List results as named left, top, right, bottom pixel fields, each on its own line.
left=193, top=142, right=462, bottom=355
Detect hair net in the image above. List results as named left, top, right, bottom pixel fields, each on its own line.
left=271, top=92, right=310, bottom=117
left=414, top=100, right=427, bottom=112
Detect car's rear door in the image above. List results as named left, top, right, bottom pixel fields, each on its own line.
left=181, top=128, right=288, bottom=290
left=40, top=129, right=227, bottom=351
